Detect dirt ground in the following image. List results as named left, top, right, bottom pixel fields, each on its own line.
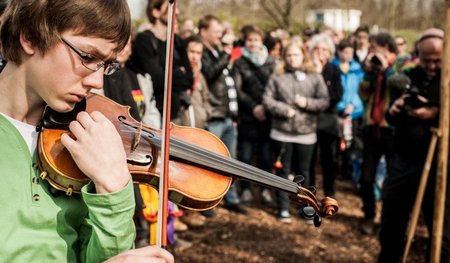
left=171, top=177, right=429, bottom=263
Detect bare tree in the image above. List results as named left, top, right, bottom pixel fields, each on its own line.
left=259, top=0, right=300, bottom=29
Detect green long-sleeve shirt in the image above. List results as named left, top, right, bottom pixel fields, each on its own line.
left=0, top=114, right=136, bottom=262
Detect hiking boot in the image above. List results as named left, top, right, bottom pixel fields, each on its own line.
left=174, top=218, right=188, bottom=232
left=181, top=212, right=206, bottom=228
left=360, top=218, right=374, bottom=235
left=240, top=189, right=253, bottom=203
left=278, top=210, right=292, bottom=224
left=261, top=189, right=273, bottom=204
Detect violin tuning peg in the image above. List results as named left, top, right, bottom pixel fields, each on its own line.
left=313, top=214, right=322, bottom=227
left=306, top=186, right=317, bottom=195
left=300, top=206, right=316, bottom=222
left=293, top=174, right=305, bottom=185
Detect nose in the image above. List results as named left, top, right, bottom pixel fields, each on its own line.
left=82, top=68, right=104, bottom=90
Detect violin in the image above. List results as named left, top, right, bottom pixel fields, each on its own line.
left=37, top=93, right=338, bottom=226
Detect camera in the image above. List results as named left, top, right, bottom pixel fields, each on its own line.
left=387, top=74, right=428, bottom=111
left=370, top=55, right=382, bottom=66
left=403, top=85, right=425, bottom=111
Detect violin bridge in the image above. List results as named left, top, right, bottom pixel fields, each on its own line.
left=131, top=121, right=143, bottom=152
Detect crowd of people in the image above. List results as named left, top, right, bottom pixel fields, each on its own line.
left=0, top=0, right=449, bottom=262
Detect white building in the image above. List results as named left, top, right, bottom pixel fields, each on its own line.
left=127, top=0, right=147, bottom=20
left=306, top=9, right=362, bottom=32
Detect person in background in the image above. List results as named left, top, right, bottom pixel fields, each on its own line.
left=358, top=32, right=398, bottom=235
left=379, top=28, right=448, bottom=263
left=331, top=38, right=364, bottom=184
left=353, top=25, right=370, bottom=65
left=233, top=25, right=277, bottom=204
left=393, top=35, right=413, bottom=72
left=263, top=41, right=329, bottom=223
left=394, top=36, right=409, bottom=57
left=176, top=35, right=212, bottom=228
left=264, top=35, right=283, bottom=63
left=127, top=0, right=193, bottom=124
left=307, top=33, right=343, bottom=197
left=179, top=18, right=197, bottom=40
left=199, top=14, right=246, bottom=214
left=0, top=0, right=173, bottom=262
left=180, top=35, right=212, bottom=130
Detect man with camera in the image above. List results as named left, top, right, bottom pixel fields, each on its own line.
left=378, top=28, right=449, bottom=263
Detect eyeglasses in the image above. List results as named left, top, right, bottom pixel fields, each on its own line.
left=60, top=37, right=120, bottom=75
left=396, top=41, right=406, bottom=46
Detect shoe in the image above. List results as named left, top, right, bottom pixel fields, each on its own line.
left=174, top=236, right=192, bottom=251
left=261, top=189, right=273, bottom=204
left=360, top=218, right=374, bottom=235
left=225, top=203, right=247, bottom=214
left=181, top=212, right=206, bottom=227
left=240, top=189, right=253, bottom=203
left=200, top=209, right=216, bottom=218
left=278, top=210, right=292, bottom=224
left=174, top=218, right=188, bottom=232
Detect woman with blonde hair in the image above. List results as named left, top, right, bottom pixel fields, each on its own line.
left=263, top=41, right=329, bottom=223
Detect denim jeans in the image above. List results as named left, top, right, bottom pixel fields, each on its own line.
left=207, top=118, right=240, bottom=204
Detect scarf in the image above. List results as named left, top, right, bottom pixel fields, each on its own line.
left=242, top=46, right=269, bottom=67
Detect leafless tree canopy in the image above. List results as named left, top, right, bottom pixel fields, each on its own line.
left=177, top=0, right=445, bottom=32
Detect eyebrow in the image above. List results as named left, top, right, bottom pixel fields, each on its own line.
left=82, top=43, right=116, bottom=61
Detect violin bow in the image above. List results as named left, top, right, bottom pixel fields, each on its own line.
left=156, top=0, right=176, bottom=248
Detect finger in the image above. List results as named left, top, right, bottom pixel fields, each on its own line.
left=90, top=111, right=109, bottom=123
left=60, top=132, right=77, bottom=152
left=68, top=121, right=86, bottom=140
left=76, top=111, right=96, bottom=129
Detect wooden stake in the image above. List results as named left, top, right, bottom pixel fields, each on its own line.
left=402, top=129, right=440, bottom=263
left=431, top=1, right=450, bottom=261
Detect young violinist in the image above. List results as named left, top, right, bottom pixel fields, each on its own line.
left=0, top=0, right=173, bottom=262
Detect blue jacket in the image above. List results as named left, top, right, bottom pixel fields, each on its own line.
left=331, top=58, right=364, bottom=119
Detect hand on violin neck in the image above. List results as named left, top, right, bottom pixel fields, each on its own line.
left=60, top=111, right=130, bottom=194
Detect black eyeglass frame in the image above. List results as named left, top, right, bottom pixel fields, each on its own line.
left=60, top=37, right=120, bottom=75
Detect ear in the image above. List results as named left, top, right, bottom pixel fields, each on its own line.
left=19, top=33, right=35, bottom=56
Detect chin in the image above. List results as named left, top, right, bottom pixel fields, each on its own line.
left=49, top=101, right=76, bottom=113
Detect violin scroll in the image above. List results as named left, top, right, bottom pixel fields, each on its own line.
left=294, top=186, right=339, bottom=227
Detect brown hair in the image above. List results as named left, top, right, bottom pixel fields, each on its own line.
left=242, top=25, right=264, bottom=41
left=146, top=0, right=167, bottom=25
left=276, top=41, right=316, bottom=74
left=198, top=14, right=221, bottom=32
left=1, top=0, right=131, bottom=64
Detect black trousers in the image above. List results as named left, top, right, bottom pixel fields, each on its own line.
left=360, top=126, right=395, bottom=219
left=310, top=130, right=339, bottom=196
left=378, top=153, right=450, bottom=263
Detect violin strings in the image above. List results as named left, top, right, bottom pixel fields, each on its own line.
left=121, top=122, right=298, bottom=193
left=145, top=133, right=298, bottom=194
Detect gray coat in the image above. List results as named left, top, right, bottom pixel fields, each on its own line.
left=263, top=71, right=329, bottom=134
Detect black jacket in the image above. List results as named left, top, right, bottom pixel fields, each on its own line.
left=233, top=56, right=276, bottom=139
left=321, top=62, right=343, bottom=114
left=127, top=30, right=193, bottom=120
left=103, top=67, right=141, bottom=121
left=386, top=66, right=440, bottom=161
left=201, top=47, right=233, bottom=119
